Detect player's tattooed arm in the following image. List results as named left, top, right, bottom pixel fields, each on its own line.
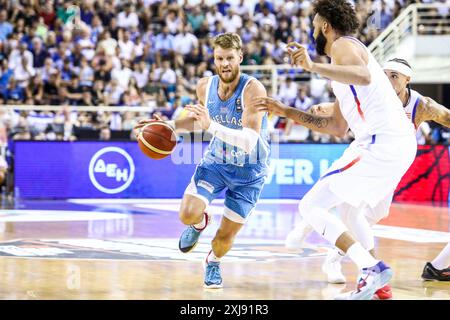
left=416, top=96, right=450, bottom=128
left=297, top=112, right=330, bottom=128
left=256, top=98, right=349, bottom=138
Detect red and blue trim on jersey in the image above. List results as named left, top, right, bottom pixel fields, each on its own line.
left=350, top=85, right=366, bottom=121
left=411, top=97, right=420, bottom=129
left=320, top=134, right=376, bottom=180
left=320, top=155, right=362, bottom=180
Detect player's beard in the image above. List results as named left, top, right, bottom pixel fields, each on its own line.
left=218, top=67, right=239, bottom=84
left=315, top=29, right=327, bottom=56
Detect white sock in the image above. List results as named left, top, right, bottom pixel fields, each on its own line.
left=193, top=212, right=207, bottom=231
left=206, top=249, right=221, bottom=264
left=431, top=242, right=450, bottom=270
left=347, top=242, right=379, bottom=270
left=329, top=247, right=345, bottom=262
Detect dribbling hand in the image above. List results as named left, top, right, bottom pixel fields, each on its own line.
left=133, top=114, right=162, bottom=138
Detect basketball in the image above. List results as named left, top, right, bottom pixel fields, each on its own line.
left=137, top=122, right=177, bottom=160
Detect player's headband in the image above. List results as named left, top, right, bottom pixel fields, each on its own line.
left=383, top=61, right=412, bottom=78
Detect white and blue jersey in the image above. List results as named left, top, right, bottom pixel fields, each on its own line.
left=184, top=73, right=270, bottom=223
left=203, top=74, right=270, bottom=166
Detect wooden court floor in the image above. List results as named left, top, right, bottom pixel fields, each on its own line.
left=0, top=198, right=448, bottom=300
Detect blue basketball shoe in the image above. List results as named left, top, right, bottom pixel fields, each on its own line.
left=203, top=258, right=223, bottom=289
left=335, top=261, right=393, bottom=300
left=178, top=212, right=212, bottom=253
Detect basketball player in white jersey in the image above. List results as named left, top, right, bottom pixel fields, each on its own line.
left=285, top=58, right=450, bottom=296
left=256, top=0, right=417, bottom=299
left=383, top=58, right=450, bottom=282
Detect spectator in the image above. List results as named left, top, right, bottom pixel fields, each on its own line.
left=254, top=5, right=277, bottom=29
left=39, top=2, right=57, bottom=29
left=64, top=76, right=84, bottom=106
left=217, top=0, right=231, bottom=16
left=91, top=79, right=105, bottom=105
left=0, top=10, right=13, bottom=42
left=0, top=60, right=13, bottom=96
left=40, top=57, right=58, bottom=83
left=117, top=3, right=139, bottom=30
left=31, top=37, right=50, bottom=69
left=132, top=61, right=150, bottom=90
left=222, top=8, right=243, bottom=34
left=26, top=75, right=44, bottom=105
left=277, top=77, right=298, bottom=106
left=254, top=0, right=275, bottom=15
left=5, top=77, right=25, bottom=104
left=78, top=57, right=95, bottom=89
left=59, top=58, right=74, bottom=85
left=187, top=7, right=205, bottom=34
left=98, top=30, right=118, bottom=57
left=165, top=9, right=183, bottom=35
left=9, top=42, right=34, bottom=71
left=77, top=29, right=96, bottom=61
left=154, top=60, right=177, bottom=96
left=111, top=59, right=133, bottom=90
left=154, top=25, right=174, bottom=60
left=233, top=0, right=252, bottom=18
left=13, top=55, right=36, bottom=88
left=118, top=29, right=135, bottom=61
left=104, top=79, right=124, bottom=106
left=43, top=71, right=62, bottom=105
left=274, top=18, right=293, bottom=43
left=206, top=5, right=223, bottom=30
left=293, top=86, right=313, bottom=112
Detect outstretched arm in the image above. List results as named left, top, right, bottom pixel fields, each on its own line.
left=416, top=96, right=450, bottom=128
left=256, top=98, right=349, bottom=138
left=134, top=78, right=209, bottom=134
left=287, top=39, right=371, bottom=86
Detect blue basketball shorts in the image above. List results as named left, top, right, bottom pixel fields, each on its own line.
left=184, top=160, right=268, bottom=224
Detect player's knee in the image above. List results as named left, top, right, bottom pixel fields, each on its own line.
left=179, top=204, right=204, bottom=225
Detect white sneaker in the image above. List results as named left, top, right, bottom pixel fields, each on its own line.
left=285, top=219, right=313, bottom=249
left=334, top=261, right=393, bottom=300
left=322, top=248, right=346, bottom=284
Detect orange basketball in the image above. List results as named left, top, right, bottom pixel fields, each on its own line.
left=137, top=122, right=177, bottom=160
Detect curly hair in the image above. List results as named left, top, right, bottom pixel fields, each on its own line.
left=313, top=0, right=359, bottom=35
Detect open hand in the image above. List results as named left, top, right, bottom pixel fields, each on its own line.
left=184, top=104, right=211, bottom=130
left=254, top=97, right=289, bottom=117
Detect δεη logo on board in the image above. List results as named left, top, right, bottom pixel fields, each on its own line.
left=88, top=147, right=135, bottom=194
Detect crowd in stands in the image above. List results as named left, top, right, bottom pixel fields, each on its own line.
left=0, top=0, right=448, bottom=146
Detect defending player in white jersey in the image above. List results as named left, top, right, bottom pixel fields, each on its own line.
left=383, top=58, right=450, bottom=282
left=286, top=58, right=450, bottom=297
left=256, top=0, right=417, bottom=300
